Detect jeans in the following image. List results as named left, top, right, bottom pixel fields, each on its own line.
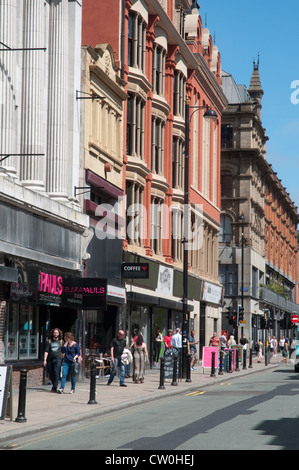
left=60, top=361, right=77, bottom=391
left=107, top=357, right=125, bottom=385
left=47, top=358, right=62, bottom=390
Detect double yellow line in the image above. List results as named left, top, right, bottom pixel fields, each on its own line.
left=184, top=390, right=206, bottom=396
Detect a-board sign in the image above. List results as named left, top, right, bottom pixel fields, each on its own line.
left=164, top=347, right=181, bottom=378
left=202, top=347, right=219, bottom=370
left=0, top=365, right=12, bottom=420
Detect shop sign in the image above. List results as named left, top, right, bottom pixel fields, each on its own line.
left=62, top=277, right=107, bottom=309
left=121, top=263, right=149, bottom=279
left=38, top=272, right=107, bottom=309
left=201, top=281, right=223, bottom=305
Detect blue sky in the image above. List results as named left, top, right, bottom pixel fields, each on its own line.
left=200, top=0, right=299, bottom=210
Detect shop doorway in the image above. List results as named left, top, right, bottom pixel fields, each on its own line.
left=40, top=306, right=78, bottom=338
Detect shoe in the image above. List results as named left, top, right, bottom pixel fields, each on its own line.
left=107, top=382, right=112, bottom=386
left=57, top=389, right=64, bottom=394
left=51, top=387, right=57, bottom=393
left=120, top=383, right=127, bottom=387
left=69, top=390, right=75, bottom=394
left=191, top=367, right=196, bottom=371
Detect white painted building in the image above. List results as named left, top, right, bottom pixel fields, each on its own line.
left=0, top=0, right=90, bottom=385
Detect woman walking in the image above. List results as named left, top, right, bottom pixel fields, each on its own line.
left=58, top=332, right=81, bottom=394
left=132, top=334, right=149, bottom=383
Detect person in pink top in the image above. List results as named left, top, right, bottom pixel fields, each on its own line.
left=209, top=332, right=221, bottom=349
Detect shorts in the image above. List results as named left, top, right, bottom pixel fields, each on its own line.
left=190, top=350, right=199, bottom=361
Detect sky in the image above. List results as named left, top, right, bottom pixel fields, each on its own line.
left=200, top=0, right=299, bottom=210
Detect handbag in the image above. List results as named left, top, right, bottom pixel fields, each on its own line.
left=72, top=362, right=80, bottom=376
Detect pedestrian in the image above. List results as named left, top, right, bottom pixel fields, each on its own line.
left=124, top=329, right=131, bottom=378
left=107, top=330, right=127, bottom=387
left=279, top=336, right=285, bottom=352
left=280, top=340, right=289, bottom=365
left=58, top=332, right=81, bottom=394
left=269, top=336, right=274, bottom=358
left=219, top=333, right=227, bottom=351
left=163, top=329, right=173, bottom=350
left=189, top=329, right=199, bottom=371
left=44, top=328, right=63, bottom=393
left=153, top=327, right=163, bottom=366
left=132, top=334, right=149, bottom=383
left=227, top=335, right=236, bottom=348
left=171, top=328, right=182, bottom=349
left=289, top=336, right=296, bottom=360
left=209, top=332, right=220, bottom=349
left=256, top=338, right=263, bottom=363
left=239, top=334, right=249, bottom=350
left=273, top=336, right=277, bottom=357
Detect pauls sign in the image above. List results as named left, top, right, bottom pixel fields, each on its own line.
left=121, top=263, right=149, bottom=279
left=39, top=272, right=107, bottom=309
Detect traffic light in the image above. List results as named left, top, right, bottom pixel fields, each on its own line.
left=228, top=307, right=237, bottom=328
left=238, top=305, right=244, bottom=323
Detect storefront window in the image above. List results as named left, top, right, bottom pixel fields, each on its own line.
left=128, top=305, right=149, bottom=346
left=4, top=304, right=39, bottom=360
left=85, top=310, right=108, bottom=355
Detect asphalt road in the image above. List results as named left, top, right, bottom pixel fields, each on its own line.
left=5, top=365, right=299, bottom=452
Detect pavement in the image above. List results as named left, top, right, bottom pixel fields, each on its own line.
left=0, top=356, right=283, bottom=445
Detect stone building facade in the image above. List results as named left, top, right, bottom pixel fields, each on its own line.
left=219, top=63, right=299, bottom=344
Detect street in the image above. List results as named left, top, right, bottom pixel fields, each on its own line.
left=4, top=365, right=299, bottom=451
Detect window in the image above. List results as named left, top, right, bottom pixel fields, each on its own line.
left=219, top=264, right=238, bottom=296
left=151, top=117, right=165, bottom=175
left=221, top=171, right=233, bottom=197
left=171, top=208, right=183, bottom=262
left=173, top=70, right=186, bottom=117
left=126, top=181, right=144, bottom=246
left=152, top=43, right=165, bottom=96
left=126, top=93, right=145, bottom=158
left=219, top=215, right=232, bottom=243
left=151, top=196, right=164, bottom=254
left=128, top=11, right=146, bottom=72
left=221, top=125, right=233, bottom=148
left=4, top=304, right=39, bottom=360
left=172, top=136, right=184, bottom=189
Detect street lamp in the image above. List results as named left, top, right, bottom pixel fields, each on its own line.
left=182, top=99, right=218, bottom=378
left=238, top=213, right=245, bottom=342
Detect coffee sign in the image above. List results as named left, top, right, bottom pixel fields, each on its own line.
left=121, top=263, right=149, bottom=279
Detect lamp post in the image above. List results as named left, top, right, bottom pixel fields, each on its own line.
left=182, top=98, right=218, bottom=378
left=238, top=214, right=245, bottom=340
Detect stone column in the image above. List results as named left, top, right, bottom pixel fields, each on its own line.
left=0, top=0, right=18, bottom=178
left=20, top=0, right=46, bottom=191
left=46, top=0, right=68, bottom=201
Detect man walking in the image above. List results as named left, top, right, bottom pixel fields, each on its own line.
left=189, top=329, right=199, bottom=371
left=171, top=328, right=182, bottom=349
left=107, top=330, right=127, bottom=387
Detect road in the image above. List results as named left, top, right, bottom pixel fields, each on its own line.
left=4, top=365, right=299, bottom=451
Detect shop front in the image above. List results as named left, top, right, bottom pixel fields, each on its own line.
left=3, top=261, right=86, bottom=386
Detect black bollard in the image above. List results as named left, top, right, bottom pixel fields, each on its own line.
left=243, top=349, right=247, bottom=369
left=88, top=363, right=97, bottom=404
left=186, top=354, right=192, bottom=383
left=249, top=349, right=253, bottom=368
left=158, top=357, right=165, bottom=390
left=171, top=356, right=178, bottom=386
left=265, top=347, right=268, bottom=366
left=235, top=350, right=240, bottom=371
left=15, top=369, right=28, bottom=423
left=228, top=350, right=232, bottom=373
left=219, top=350, right=224, bottom=375
left=210, top=351, right=216, bottom=377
